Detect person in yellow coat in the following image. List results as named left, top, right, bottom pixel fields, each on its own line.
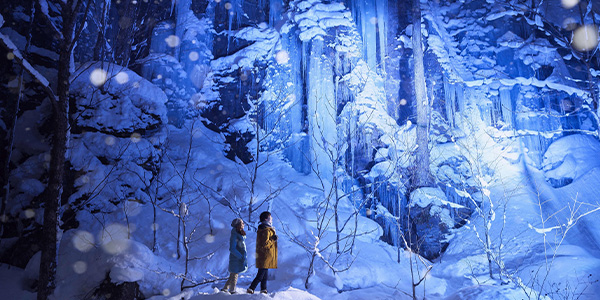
left=247, top=211, right=277, bottom=294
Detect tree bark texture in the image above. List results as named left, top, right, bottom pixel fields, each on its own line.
left=411, top=0, right=432, bottom=188
left=38, top=0, right=79, bottom=298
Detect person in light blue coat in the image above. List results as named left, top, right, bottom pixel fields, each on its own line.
left=221, top=218, right=247, bottom=294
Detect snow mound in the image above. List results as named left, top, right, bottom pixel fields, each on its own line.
left=541, top=134, right=600, bottom=186
left=189, top=287, right=321, bottom=300
left=445, top=284, right=532, bottom=300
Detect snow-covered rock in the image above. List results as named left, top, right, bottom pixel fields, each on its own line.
left=70, top=62, right=168, bottom=134
left=542, top=134, right=600, bottom=187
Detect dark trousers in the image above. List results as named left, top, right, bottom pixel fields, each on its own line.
left=249, top=268, right=268, bottom=291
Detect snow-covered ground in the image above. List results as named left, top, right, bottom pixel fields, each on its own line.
left=4, top=117, right=600, bottom=299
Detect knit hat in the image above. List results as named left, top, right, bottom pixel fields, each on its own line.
left=231, top=218, right=243, bottom=228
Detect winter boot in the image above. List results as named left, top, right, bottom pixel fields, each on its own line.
left=260, top=290, right=268, bottom=294
left=247, top=288, right=254, bottom=294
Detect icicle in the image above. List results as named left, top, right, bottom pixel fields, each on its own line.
left=499, top=87, right=513, bottom=127
left=269, top=0, right=283, bottom=26
left=443, top=75, right=455, bottom=127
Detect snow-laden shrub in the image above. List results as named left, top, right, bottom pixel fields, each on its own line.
left=70, top=62, right=168, bottom=134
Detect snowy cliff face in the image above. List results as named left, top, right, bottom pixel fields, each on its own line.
left=425, top=0, right=598, bottom=166
left=3, top=0, right=600, bottom=298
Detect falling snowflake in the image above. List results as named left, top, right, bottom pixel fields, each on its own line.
left=90, top=68, right=108, bottom=87
left=73, top=261, right=87, bottom=274
left=275, top=50, right=290, bottom=64
left=563, top=18, right=577, bottom=30
left=165, top=35, right=180, bottom=48
left=104, top=136, right=116, bottom=146
left=572, top=25, right=599, bottom=51
left=72, top=230, right=95, bottom=252
left=24, top=209, right=35, bottom=219
left=561, top=0, right=579, bottom=9
left=204, top=234, right=215, bottom=243
left=99, top=223, right=130, bottom=254
left=115, top=72, right=129, bottom=84
left=189, top=51, right=199, bottom=61
left=130, top=132, right=142, bottom=143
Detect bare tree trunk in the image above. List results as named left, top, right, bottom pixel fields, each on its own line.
left=93, top=0, right=110, bottom=61
left=249, top=124, right=260, bottom=225
left=334, top=174, right=341, bottom=254
left=152, top=198, right=157, bottom=252
left=38, top=0, right=90, bottom=297
left=411, top=0, right=432, bottom=188
left=181, top=214, right=189, bottom=291
left=305, top=253, right=316, bottom=289
left=114, top=1, right=138, bottom=66
left=37, top=36, right=71, bottom=300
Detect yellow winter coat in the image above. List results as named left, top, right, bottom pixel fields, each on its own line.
left=255, top=224, right=278, bottom=269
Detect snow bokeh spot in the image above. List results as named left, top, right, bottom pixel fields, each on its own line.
left=151, top=223, right=159, bottom=231
left=275, top=50, right=290, bottom=64
left=572, top=25, right=599, bottom=51
left=563, top=17, right=578, bottom=30
left=561, top=0, right=579, bottom=9
left=130, top=132, right=142, bottom=143
left=162, top=289, right=171, bottom=296
left=24, top=209, right=35, bottom=219
left=115, top=72, right=129, bottom=84
left=189, top=51, right=199, bottom=61
left=165, top=35, right=180, bottom=48
left=104, top=136, right=116, bottom=146
left=73, top=261, right=87, bottom=274
left=99, top=224, right=130, bottom=255
left=90, top=68, right=108, bottom=87
left=399, top=98, right=407, bottom=106
left=369, top=17, right=378, bottom=25
left=124, top=200, right=142, bottom=216
left=72, top=230, right=95, bottom=252
left=225, top=2, right=232, bottom=10
left=6, top=52, right=14, bottom=60
left=156, top=74, right=163, bottom=80
left=204, top=234, right=215, bottom=243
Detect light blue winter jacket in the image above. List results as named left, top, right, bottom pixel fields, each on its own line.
left=228, top=228, right=248, bottom=274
